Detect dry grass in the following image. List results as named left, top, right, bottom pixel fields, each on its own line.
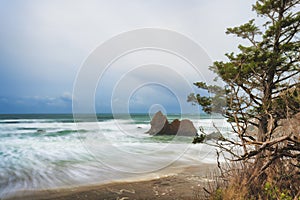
left=199, top=158, right=300, bottom=200
left=195, top=113, right=300, bottom=200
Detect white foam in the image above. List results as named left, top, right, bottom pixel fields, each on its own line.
left=0, top=117, right=229, bottom=198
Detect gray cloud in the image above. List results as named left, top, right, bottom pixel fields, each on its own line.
left=0, top=0, right=257, bottom=113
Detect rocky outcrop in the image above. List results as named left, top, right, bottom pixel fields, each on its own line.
left=146, top=111, right=169, bottom=135
left=192, top=131, right=225, bottom=144
left=168, top=119, right=180, bottom=134
left=146, top=111, right=197, bottom=136
left=246, top=113, right=300, bottom=140
left=177, top=120, right=198, bottom=136
left=276, top=112, right=300, bottom=139
left=206, top=131, right=224, bottom=140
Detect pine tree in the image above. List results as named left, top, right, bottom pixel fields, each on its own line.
left=189, top=0, right=300, bottom=194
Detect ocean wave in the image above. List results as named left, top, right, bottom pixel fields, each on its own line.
left=0, top=114, right=230, bottom=198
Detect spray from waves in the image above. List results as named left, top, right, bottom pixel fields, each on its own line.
left=0, top=114, right=230, bottom=198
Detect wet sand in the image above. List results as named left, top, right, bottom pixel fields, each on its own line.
left=5, top=163, right=217, bottom=200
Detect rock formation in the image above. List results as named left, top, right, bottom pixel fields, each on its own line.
left=146, top=111, right=169, bottom=135
left=146, top=111, right=197, bottom=136
left=177, top=120, right=198, bottom=136
left=168, top=119, right=180, bottom=134
left=205, top=131, right=224, bottom=140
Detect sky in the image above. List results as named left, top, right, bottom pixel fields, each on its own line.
left=0, top=0, right=257, bottom=114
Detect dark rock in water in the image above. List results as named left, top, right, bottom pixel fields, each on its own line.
left=168, top=119, right=180, bottom=135
left=177, top=119, right=198, bottom=136
left=192, top=134, right=206, bottom=144
left=146, top=111, right=169, bottom=135
left=192, top=132, right=224, bottom=144
left=206, top=131, right=224, bottom=140
left=146, top=111, right=197, bottom=137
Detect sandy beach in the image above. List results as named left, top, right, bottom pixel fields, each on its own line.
left=5, top=163, right=217, bottom=200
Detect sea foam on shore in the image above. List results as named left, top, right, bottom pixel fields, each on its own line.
left=0, top=114, right=229, bottom=198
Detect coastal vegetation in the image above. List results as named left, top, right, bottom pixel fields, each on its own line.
left=189, top=0, right=300, bottom=199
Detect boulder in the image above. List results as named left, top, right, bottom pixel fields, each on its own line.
left=192, top=131, right=225, bottom=144
left=146, top=111, right=197, bottom=136
left=206, top=131, right=224, bottom=140
left=177, top=119, right=198, bottom=136
left=146, top=111, right=169, bottom=135
left=167, top=119, right=180, bottom=135
left=276, top=112, right=300, bottom=139
left=192, top=134, right=206, bottom=144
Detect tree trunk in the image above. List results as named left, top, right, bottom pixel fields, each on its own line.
left=258, top=114, right=268, bottom=143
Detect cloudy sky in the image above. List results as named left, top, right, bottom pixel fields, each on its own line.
left=0, top=0, right=257, bottom=114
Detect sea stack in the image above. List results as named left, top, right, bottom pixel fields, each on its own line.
left=146, top=111, right=169, bottom=135
left=146, top=111, right=197, bottom=136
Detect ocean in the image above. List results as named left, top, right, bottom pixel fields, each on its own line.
left=0, top=114, right=230, bottom=198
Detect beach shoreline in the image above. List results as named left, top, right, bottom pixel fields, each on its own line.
left=5, top=163, right=217, bottom=200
